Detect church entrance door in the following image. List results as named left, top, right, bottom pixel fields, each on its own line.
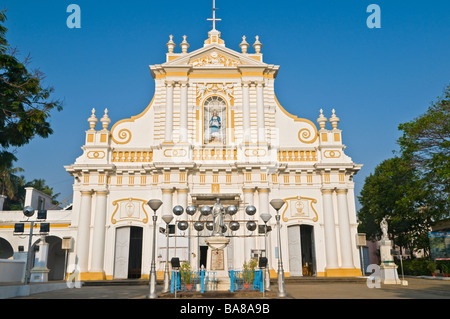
left=113, top=226, right=143, bottom=279
left=288, top=225, right=316, bottom=276
left=199, top=245, right=208, bottom=269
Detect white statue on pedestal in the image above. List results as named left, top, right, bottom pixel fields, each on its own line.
left=378, top=216, right=400, bottom=284
left=380, top=217, right=389, bottom=240
left=211, top=198, right=225, bottom=236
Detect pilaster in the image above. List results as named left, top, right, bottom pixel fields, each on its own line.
left=164, top=81, right=174, bottom=143
left=77, top=189, right=93, bottom=276
left=89, top=189, right=109, bottom=279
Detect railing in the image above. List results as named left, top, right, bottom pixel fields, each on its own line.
left=192, top=147, right=237, bottom=161
left=171, top=270, right=217, bottom=293
left=229, top=270, right=264, bottom=292
left=278, top=150, right=317, bottom=162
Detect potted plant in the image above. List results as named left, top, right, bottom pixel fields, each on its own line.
left=439, top=263, right=449, bottom=277
left=242, top=259, right=258, bottom=289
left=180, top=261, right=193, bottom=290
left=427, top=260, right=437, bottom=277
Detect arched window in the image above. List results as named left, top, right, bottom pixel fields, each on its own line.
left=0, top=238, right=13, bottom=259
left=204, top=96, right=227, bottom=145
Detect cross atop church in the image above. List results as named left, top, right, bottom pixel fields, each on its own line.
left=207, top=0, right=222, bottom=30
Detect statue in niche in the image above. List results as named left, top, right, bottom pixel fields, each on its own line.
left=208, top=110, right=222, bottom=143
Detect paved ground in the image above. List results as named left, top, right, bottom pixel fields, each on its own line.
left=10, top=277, right=450, bottom=299
left=286, top=278, right=450, bottom=299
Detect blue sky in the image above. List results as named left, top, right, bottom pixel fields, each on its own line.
left=2, top=1, right=450, bottom=209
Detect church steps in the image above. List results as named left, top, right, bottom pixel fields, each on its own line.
left=81, top=276, right=367, bottom=287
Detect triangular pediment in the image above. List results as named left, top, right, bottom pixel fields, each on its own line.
left=163, top=44, right=267, bottom=68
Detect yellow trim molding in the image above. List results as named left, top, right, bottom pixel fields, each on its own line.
left=325, top=268, right=362, bottom=277
left=274, top=95, right=318, bottom=144
left=281, top=196, right=319, bottom=222
left=111, top=198, right=149, bottom=224
left=79, top=272, right=106, bottom=281
left=110, top=95, right=155, bottom=145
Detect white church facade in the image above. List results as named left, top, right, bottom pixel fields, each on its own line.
left=0, top=25, right=363, bottom=282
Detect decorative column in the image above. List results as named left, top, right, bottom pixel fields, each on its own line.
left=258, top=188, right=270, bottom=220
left=164, top=81, right=174, bottom=143
left=336, top=188, right=354, bottom=269
left=177, top=187, right=188, bottom=216
left=76, top=189, right=93, bottom=277
left=256, top=81, right=266, bottom=143
left=321, top=188, right=339, bottom=273
left=242, top=81, right=251, bottom=142
left=179, top=82, right=189, bottom=143
left=90, top=189, right=108, bottom=279
left=258, top=187, right=270, bottom=247
left=162, top=187, right=174, bottom=218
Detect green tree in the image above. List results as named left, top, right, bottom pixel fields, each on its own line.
left=0, top=10, right=62, bottom=168
left=25, top=178, right=60, bottom=204
left=0, top=159, right=24, bottom=199
left=357, top=157, right=438, bottom=255
left=398, top=84, right=450, bottom=212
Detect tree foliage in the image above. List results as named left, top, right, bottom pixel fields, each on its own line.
left=398, top=84, right=450, bottom=209
left=357, top=157, right=437, bottom=253
left=0, top=159, right=23, bottom=198
left=358, top=84, right=450, bottom=256
left=0, top=10, right=62, bottom=167
left=0, top=166, right=60, bottom=210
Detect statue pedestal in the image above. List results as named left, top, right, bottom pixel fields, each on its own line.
left=205, top=236, right=230, bottom=251
left=378, top=239, right=400, bottom=284
left=379, top=262, right=400, bottom=285
left=30, top=237, right=50, bottom=283
left=205, top=236, right=231, bottom=291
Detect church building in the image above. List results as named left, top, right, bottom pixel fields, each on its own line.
left=62, top=17, right=363, bottom=280
left=0, top=8, right=363, bottom=283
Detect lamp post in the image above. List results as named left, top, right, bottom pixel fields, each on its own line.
left=160, top=199, right=262, bottom=294
left=162, top=212, right=174, bottom=293
left=186, top=205, right=197, bottom=266
left=270, top=199, right=286, bottom=297
left=260, top=210, right=272, bottom=292
left=147, top=199, right=163, bottom=299
left=23, top=206, right=35, bottom=285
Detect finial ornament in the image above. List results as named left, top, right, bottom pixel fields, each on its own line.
left=100, top=108, right=111, bottom=130
left=180, top=35, right=190, bottom=54
left=253, top=35, right=262, bottom=54
left=166, top=35, right=176, bottom=53
left=239, top=35, right=249, bottom=54
left=88, top=108, right=98, bottom=130
left=329, top=109, right=340, bottom=130
left=317, top=108, right=327, bottom=130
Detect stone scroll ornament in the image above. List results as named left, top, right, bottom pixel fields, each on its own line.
left=297, top=121, right=318, bottom=144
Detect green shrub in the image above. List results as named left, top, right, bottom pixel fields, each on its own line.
left=243, top=259, right=258, bottom=283
left=397, top=259, right=438, bottom=276
left=436, top=260, right=450, bottom=274
left=180, top=261, right=192, bottom=284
